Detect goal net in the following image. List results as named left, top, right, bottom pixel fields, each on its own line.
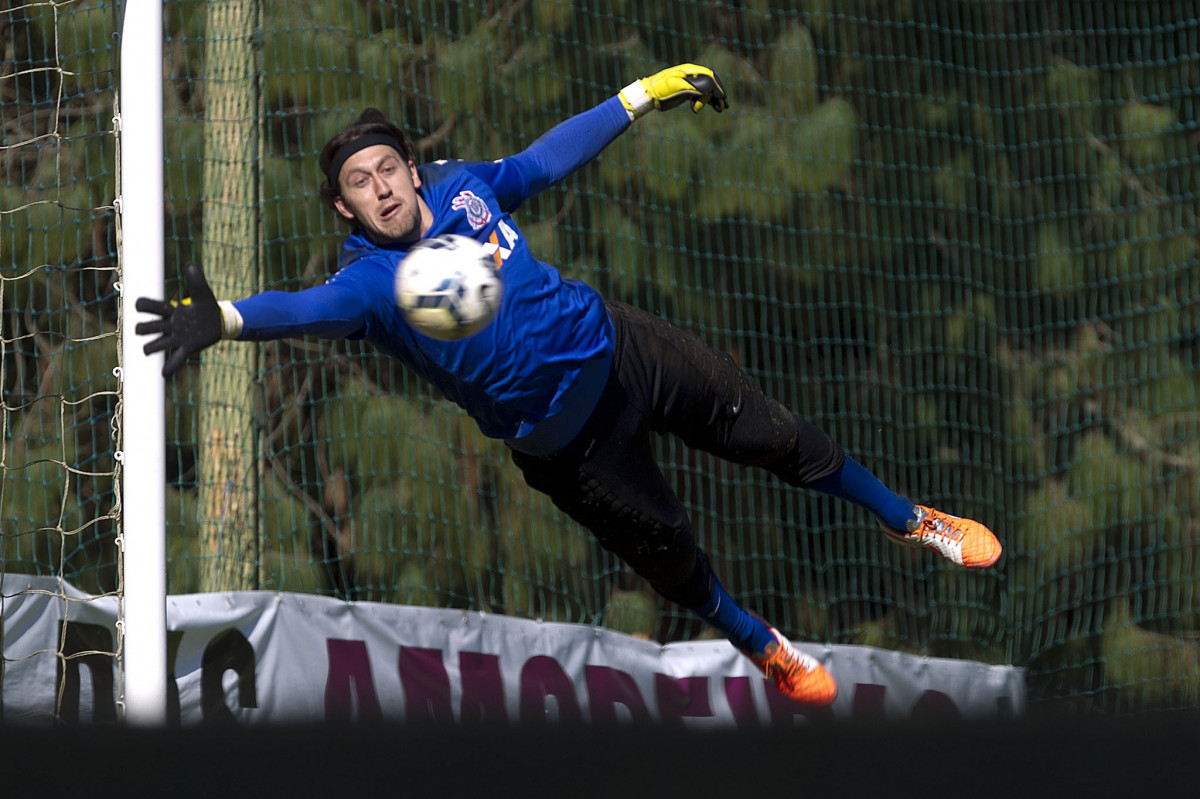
left=2, top=0, right=121, bottom=722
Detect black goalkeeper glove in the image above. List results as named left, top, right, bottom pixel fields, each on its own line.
left=135, top=262, right=224, bottom=377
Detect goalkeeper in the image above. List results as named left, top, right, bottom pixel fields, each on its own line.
left=136, top=64, right=1001, bottom=706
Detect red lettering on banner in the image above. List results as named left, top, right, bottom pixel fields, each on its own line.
left=519, top=655, right=582, bottom=724
left=399, top=645, right=454, bottom=723
left=846, top=684, right=964, bottom=721
left=655, top=675, right=712, bottom=725
left=910, top=689, right=961, bottom=721
left=585, top=665, right=651, bottom=724
left=323, top=640, right=974, bottom=726
left=723, top=676, right=759, bottom=727
left=852, top=682, right=888, bottom=721
left=459, top=651, right=506, bottom=724
left=324, top=639, right=382, bottom=722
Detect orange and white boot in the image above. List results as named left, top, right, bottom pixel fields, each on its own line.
left=746, top=627, right=838, bottom=706
left=882, top=504, right=1002, bottom=569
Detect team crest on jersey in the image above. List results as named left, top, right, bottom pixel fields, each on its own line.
left=451, top=190, right=492, bottom=230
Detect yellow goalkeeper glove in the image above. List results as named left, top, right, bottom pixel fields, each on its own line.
left=618, top=63, right=729, bottom=120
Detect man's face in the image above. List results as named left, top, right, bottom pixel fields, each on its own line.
left=333, top=144, right=429, bottom=244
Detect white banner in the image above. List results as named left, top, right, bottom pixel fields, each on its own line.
left=2, top=576, right=1023, bottom=726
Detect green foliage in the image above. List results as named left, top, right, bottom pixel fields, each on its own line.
left=319, top=377, right=426, bottom=488
left=767, top=24, right=820, bottom=119
left=53, top=1, right=115, bottom=92
left=496, top=463, right=599, bottom=622
left=533, top=0, right=574, bottom=35
left=263, top=24, right=356, bottom=112
left=1119, top=102, right=1179, bottom=174
left=260, top=475, right=304, bottom=533
left=1009, top=480, right=1106, bottom=674
left=788, top=98, right=858, bottom=195
left=10, top=0, right=1200, bottom=717
left=1102, top=599, right=1200, bottom=712
left=166, top=484, right=202, bottom=594
left=1044, top=59, right=1101, bottom=131
left=0, top=436, right=95, bottom=585
left=1034, top=224, right=1081, bottom=296
left=604, top=588, right=659, bottom=638
left=435, top=25, right=500, bottom=122
left=43, top=309, right=120, bottom=401
left=346, top=465, right=491, bottom=605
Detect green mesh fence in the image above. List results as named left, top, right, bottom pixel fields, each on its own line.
left=4, top=0, right=1200, bottom=717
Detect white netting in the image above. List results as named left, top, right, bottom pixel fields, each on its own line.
left=1, top=0, right=121, bottom=723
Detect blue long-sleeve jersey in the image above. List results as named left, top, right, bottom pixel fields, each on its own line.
left=232, top=95, right=632, bottom=444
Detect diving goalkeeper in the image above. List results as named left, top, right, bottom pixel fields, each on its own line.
left=136, top=65, right=1002, bottom=706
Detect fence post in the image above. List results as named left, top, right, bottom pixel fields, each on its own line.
left=199, top=0, right=262, bottom=592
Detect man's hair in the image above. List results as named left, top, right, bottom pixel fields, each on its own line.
left=318, top=108, right=418, bottom=211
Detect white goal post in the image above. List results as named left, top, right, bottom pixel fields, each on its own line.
left=117, top=0, right=167, bottom=727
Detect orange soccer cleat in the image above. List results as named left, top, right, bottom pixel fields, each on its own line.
left=882, top=504, right=1002, bottom=569
left=747, top=628, right=838, bottom=706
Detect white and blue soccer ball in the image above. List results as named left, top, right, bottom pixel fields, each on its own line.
left=394, top=234, right=503, bottom=340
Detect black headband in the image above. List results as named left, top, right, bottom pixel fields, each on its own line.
left=325, top=133, right=406, bottom=186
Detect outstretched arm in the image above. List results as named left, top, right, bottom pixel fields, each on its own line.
left=136, top=263, right=371, bottom=377
left=494, top=63, right=729, bottom=202
left=616, top=62, right=729, bottom=118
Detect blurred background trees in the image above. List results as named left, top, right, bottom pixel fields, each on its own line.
left=3, top=0, right=1198, bottom=713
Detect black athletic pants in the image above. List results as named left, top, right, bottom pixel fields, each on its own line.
left=509, top=301, right=844, bottom=608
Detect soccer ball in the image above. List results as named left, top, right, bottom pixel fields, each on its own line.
left=394, top=234, right=503, bottom=340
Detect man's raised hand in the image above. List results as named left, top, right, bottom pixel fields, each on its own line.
left=135, top=263, right=223, bottom=377
left=619, top=63, right=729, bottom=120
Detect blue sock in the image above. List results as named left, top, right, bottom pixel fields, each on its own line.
left=810, top=455, right=916, bottom=532
left=691, top=574, right=777, bottom=656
